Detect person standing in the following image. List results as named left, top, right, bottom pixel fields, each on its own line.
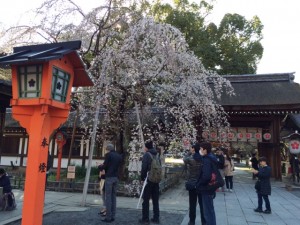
left=250, top=153, right=259, bottom=180
left=289, top=154, right=300, bottom=183
left=183, top=142, right=206, bottom=225
left=253, top=157, right=272, bottom=214
left=101, top=143, right=123, bottom=223
left=215, top=148, right=225, bottom=192
left=295, top=156, right=300, bottom=183
left=139, top=140, right=161, bottom=224
left=98, top=163, right=106, bottom=216
left=197, top=142, right=217, bottom=225
left=223, top=153, right=234, bottom=192
left=0, top=168, right=15, bottom=210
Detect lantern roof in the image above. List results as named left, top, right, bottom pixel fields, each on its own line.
left=0, top=40, right=93, bottom=87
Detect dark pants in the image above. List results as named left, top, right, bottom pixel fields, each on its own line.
left=257, top=193, right=271, bottom=211
left=225, top=176, right=233, bottom=189
left=292, top=172, right=300, bottom=183
left=188, top=189, right=206, bottom=224
left=105, top=177, right=118, bottom=220
left=142, top=180, right=159, bottom=221
left=201, top=193, right=216, bottom=225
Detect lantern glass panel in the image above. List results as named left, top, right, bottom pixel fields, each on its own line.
left=51, top=67, right=70, bottom=102
left=18, top=65, right=42, bottom=98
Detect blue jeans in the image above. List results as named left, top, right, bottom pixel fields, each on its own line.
left=105, top=177, right=118, bottom=220
left=257, top=193, right=271, bottom=211
left=201, top=193, right=216, bottom=225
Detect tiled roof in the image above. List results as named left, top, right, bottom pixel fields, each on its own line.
left=218, top=73, right=300, bottom=106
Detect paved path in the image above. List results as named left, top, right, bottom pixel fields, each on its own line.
left=1, top=167, right=300, bottom=225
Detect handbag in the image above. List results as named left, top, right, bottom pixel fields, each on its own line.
left=185, top=179, right=197, bottom=191
left=196, top=159, right=225, bottom=192
left=255, top=180, right=261, bottom=191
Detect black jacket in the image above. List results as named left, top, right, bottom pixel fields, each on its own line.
left=216, top=154, right=225, bottom=169
left=257, top=165, right=272, bottom=195
left=103, top=150, right=123, bottom=178
left=184, top=152, right=203, bottom=182
left=251, top=157, right=259, bottom=170
left=0, top=174, right=12, bottom=193
left=141, top=148, right=159, bottom=181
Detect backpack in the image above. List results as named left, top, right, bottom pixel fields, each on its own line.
left=147, top=152, right=162, bottom=183
left=0, top=192, right=17, bottom=211
left=197, top=158, right=224, bottom=192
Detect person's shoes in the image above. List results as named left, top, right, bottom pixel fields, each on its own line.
left=150, top=218, right=160, bottom=224
left=226, top=189, right=229, bottom=192
left=263, top=209, right=272, bottom=214
left=254, top=208, right=263, bottom=213
left=188, top=221, right=195, bottom=225
left=101, top=218, right=113, bottom=223
left=138, top=219, right=150, bottom=224
left=229, top=189, right=233, bottom=192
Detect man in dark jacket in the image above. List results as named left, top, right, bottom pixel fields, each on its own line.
left=215, top=148, right=225, bottom=192
left=253, top=157, right=272, bottom=214
left=183, top=142, right=206, bottom=225
left=250, top=153, right=259, bottom=180
left=102, top=143, right=123, bottom=223
left=197, top=142, right=217, bottom=225
left=139, top=140, right=161, bottom=224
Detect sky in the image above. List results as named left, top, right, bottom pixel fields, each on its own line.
left=0, top=0, right=300, bottom=82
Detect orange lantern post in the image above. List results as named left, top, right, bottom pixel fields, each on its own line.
left=55, top=131, right=66, bottom=181
left=0, top=41, right=93, bottom=225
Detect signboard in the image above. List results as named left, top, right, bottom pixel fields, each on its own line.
left=67, top=166, right=76, bottom=173
left=67, top=172, right=75, bottom=179
left=67, top=165, right=76, bottom=179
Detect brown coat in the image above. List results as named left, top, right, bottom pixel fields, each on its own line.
left=224, top=158, right=234, bottom=176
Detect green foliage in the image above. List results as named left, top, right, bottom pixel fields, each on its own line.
left=147, top=0, right=264, bottom=75
left=74, top=165, right=99, bottom=180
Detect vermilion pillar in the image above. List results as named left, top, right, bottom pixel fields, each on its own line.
left=12, top=106, right=69, bottom=225
left=0, top=41, right=93, bottom=225
left=56, top=132, right=66, bottom=181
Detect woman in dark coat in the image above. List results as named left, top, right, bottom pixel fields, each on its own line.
left=252, top=157, right=272, bottom=214
left=0, top=168, right=15, bottom=210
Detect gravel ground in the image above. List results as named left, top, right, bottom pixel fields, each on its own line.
left=8, top=207, right=186, bottom=225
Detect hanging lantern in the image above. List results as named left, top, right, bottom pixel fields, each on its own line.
left=246, top=133, right=252, bottom=139
left=289, top=140, right=300, bottom=154
left=237, top=133, right=244, bottom=139
left=255, top=133, right=262, bottom=140
left=263, top=133, right=272, bottom=140
left=227, top=132, right=235, bottom=139
left=202, top=131, right=209, bottom=139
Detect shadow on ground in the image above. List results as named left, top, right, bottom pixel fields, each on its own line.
left=8, top=208, right=185, bottom=225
